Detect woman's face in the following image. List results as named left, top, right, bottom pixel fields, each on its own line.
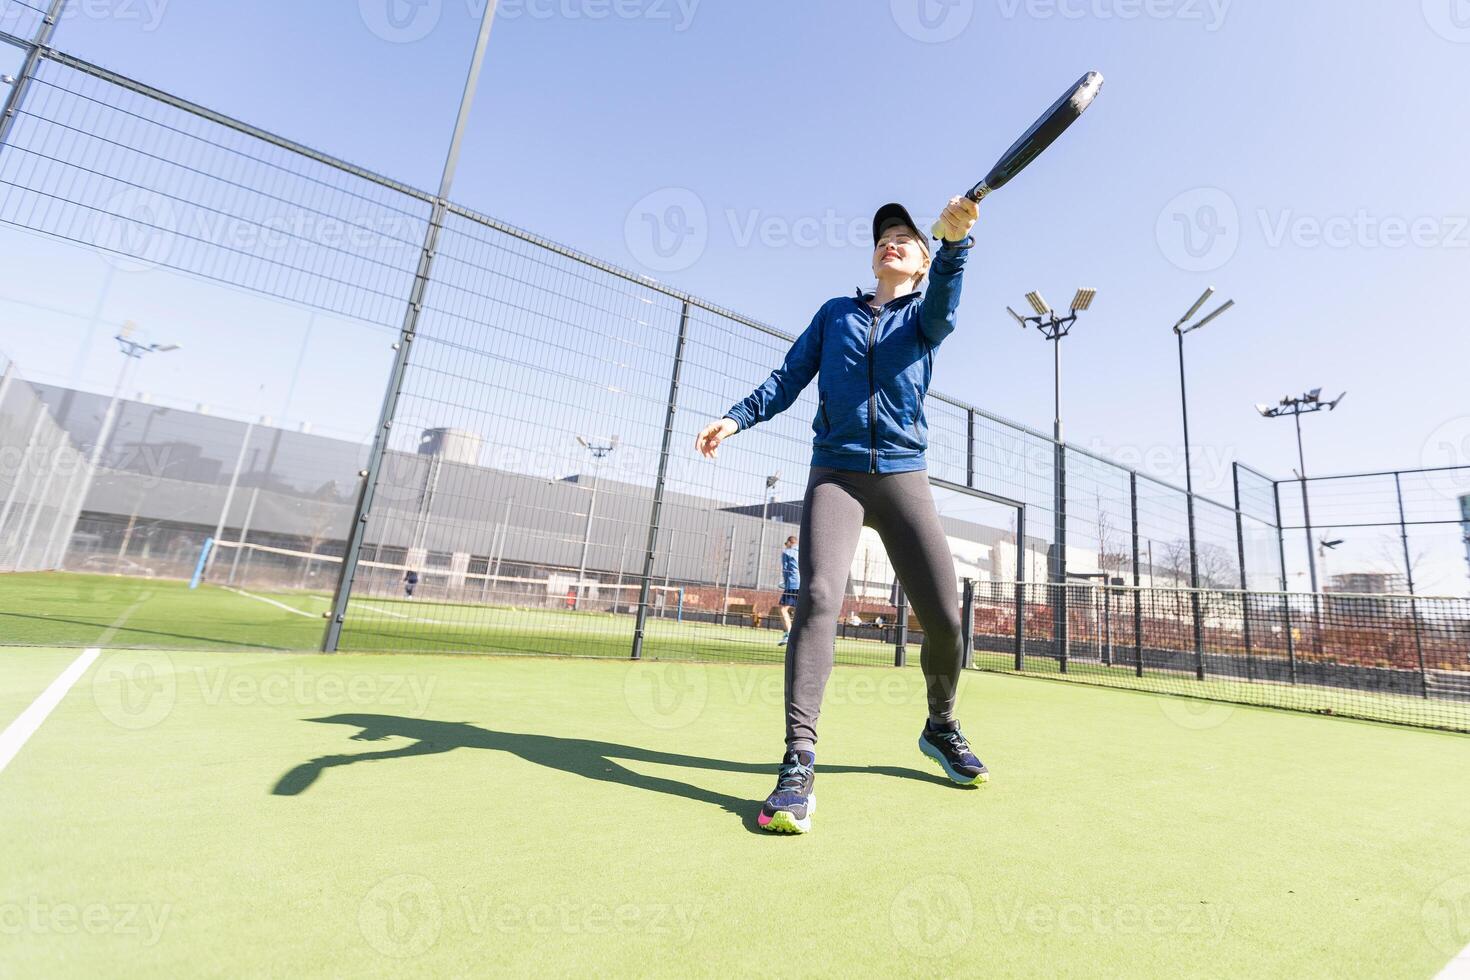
left=871, top=224, right=929, bottom=284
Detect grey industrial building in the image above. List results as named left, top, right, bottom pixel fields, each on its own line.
left=27, top=383, right=1052, bottom=605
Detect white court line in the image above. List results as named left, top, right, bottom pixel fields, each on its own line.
left=299, top=594, right=445, bottom=626
left=222, top=586, right=318, bottom=619
left=0, top=648, right=100, bottom=776
left=353, top=601, right=445, bottom=625
left=1440, top=945, right=1470, bottom=979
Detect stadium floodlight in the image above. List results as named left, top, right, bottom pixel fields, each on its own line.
left=1189, top=298, right=1235, bottom=332
left=1255, top=403, right=1272, bottom=416
left=1025, top=291, right=1051, bottom=315
left=1175, top=287, right=1214, bottom=330
left=1175, top=291, right=1235, bottom=335
left=1070, top=288, right=1097, bottom=312
left=1256, top=387, right=1346, bottom=596
left=1006, top=306, right=1028, bottom=328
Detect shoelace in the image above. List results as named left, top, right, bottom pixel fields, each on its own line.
left=776, top=762, right=812, bottom=793
left=934, top=728, right=971, bottom=756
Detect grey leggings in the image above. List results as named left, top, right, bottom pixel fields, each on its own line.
left=786, top=465, right=964, bottom=753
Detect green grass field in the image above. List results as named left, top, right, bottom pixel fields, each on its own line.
left=3, top=646, right=1469, bottom=976
left=4, top=572, right=1466, bottom=733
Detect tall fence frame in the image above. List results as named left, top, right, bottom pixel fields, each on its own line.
left=0, top=13, right=1465, bottom=734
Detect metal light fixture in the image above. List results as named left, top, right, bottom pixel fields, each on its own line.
left=1025, top=291, right=1051, bottom=316
left=1257, top=388, right=1346, bottom=596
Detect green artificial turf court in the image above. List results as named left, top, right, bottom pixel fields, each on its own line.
left=0, top=572, right=895, bottom=663
left=4, top=573, right=1465, bottom=733
left=2, top=647, right=1469, bottom=976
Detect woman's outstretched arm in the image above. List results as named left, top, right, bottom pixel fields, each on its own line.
left=919, top=196, right=979, bottom=348
left=721, top=301, right=827, bottom=433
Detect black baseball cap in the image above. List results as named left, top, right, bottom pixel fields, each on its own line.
left=872, top=202, right=930, bottom=254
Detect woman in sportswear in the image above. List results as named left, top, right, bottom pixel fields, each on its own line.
left=694, top=197, right=989, bottom=834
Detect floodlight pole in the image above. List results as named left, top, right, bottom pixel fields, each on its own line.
left=1011, top=296, right=1093, bottom=671
left=754, top=472, right=779, bottom=591
left=1259, top=391, right=1343, bottom=595
left=574, top=437, right=617, bottom=610
left=1292, top=410, right=1319, bottom=594
left=1175, top=326, right=1205, bottom=676
left=61, top=326, right=178, bottom=571
left=1171, top=291, right=1234, bottom=680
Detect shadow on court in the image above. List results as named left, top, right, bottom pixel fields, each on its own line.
left=274, top=713, right=949, bottom=833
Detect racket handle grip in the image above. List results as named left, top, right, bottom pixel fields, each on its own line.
left=931, top=183, right=989, bottom=240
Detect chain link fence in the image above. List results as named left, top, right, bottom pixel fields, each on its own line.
left=0, top=30, right=1464, bottom=732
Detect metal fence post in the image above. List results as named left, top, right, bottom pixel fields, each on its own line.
left=321, top=0, right=500, bottom=652
left=1233, top=463, right=1254, bottom=680
left=1014, top=504, right=1026, bottom=670
left=1274, top=480, right=1296, bottom=684
left=1053, top=442, right=1068, bottom=672
left=1394, top=472, right=1429, bottom=697
left=961, top=577, right=975, bottom=669
left=322, top=202, right=443, bottom=651
left=0, top=1, right=71, bottom=151
left=966, top=409, right=975, bottom=489
left=1130, top=472, right=1143, bottom=677
left=631, top=302, right=691, bottom=659
left=894, top=581, right=908, bottom=667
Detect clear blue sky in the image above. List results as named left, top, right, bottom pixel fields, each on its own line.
left=39, top=0, right=1470, bottom=486
left=5, top=0, right=1470, bottom=587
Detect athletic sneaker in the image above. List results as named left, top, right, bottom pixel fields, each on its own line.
left=919, top=720, right=989, bottom=786
left=778, top=632, right=789, bottom=646
left=758, top=750, right=815, bottom=834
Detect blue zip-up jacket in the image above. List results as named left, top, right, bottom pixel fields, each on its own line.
left=722, top=236, right=973, bottom=473
left=781, top=547, right=799, bottom=590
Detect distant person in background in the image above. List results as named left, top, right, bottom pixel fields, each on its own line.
left=403, top=569, right=419, bottom=598
left=777, top=535, right=799, bottom=646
